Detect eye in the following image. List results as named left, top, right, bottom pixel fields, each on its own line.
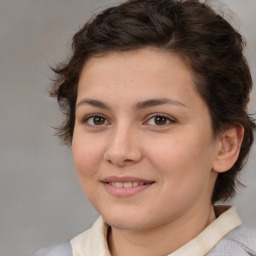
left=82, top=115, right=109, bottom=126
left=146, top=114, right=174, bottom=126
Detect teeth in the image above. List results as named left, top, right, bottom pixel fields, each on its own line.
left=109, top=182, right=145, bottom=187
left=115, top=182, right=123, bottom=188
left=124, top=182, right=132, bottom=188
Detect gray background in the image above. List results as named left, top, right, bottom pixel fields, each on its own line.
left=0, top=0, right=255, bottom=255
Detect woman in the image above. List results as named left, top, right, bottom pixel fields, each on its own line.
left=36, top=0, right=256, bottom=255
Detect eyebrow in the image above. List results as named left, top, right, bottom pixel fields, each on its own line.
left=135, top=98, right=187, bottom=109
left=76, top=99, right=110, bottom=109
left=76, top=97, right=187, bottom=110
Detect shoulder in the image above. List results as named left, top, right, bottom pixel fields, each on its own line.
left=35, top=242, right=72, bottom=256
left=207, top=225, right=256, bottom=256
left=34, top=218, right=103, bottom=256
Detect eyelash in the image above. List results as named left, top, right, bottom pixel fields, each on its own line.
left=81, top=113, right=175, bottom=127
left=81, top=114, right=109, bottom=126
left=145, top=114, right=175, bottom=126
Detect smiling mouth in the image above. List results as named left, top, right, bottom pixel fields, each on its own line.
left=101, top=177, right=155, bottom=197
left=107, top=182, right=148, bottom=188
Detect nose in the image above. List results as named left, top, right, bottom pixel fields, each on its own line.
left=103, top=124, right=143, bottom=167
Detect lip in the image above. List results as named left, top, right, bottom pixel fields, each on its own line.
left=101, top=176, right=155, bottom=197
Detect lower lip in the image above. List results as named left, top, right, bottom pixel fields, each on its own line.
left=103, top=182, right=154, bottom=197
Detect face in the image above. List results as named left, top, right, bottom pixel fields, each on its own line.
left=72, top=48, right=220, bottom=231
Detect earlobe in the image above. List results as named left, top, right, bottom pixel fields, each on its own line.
left=212, top=124, right=244, bottom=173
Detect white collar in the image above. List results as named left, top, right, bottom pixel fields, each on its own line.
left=71, top=205, right=241, bottom=256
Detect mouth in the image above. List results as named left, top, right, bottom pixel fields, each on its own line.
left=107, top=181, right=149, bottom=188
left=101, top=176, right=155, bottom=197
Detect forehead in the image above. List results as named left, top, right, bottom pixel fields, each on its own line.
left=75, top=47, right=211, bottom=119
left=78, top=47, right=197, bottom=97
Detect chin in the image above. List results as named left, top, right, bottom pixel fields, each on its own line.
left=100, top=208, right=149, bottom=230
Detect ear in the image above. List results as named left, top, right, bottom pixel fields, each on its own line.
left=212, top=123, right=244, bottom=173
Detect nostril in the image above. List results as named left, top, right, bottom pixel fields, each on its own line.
left=124, top=159, right=133, bottom=162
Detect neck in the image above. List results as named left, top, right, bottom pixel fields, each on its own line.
left=108, top=204, right=216, bottom=256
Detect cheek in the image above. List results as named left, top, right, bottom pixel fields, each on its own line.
left=149, top=137, right=215, bottom=210
left=149, top=130, right=214, bottom=180
left=72, top=133, right=104, bottom=179
left=148, top=136, right=194, bottom=168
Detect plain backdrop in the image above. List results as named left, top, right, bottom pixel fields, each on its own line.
left=0, top=0, right=255, bottom=255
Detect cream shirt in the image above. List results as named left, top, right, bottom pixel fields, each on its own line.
left=71, top=206, right=242, bottom=256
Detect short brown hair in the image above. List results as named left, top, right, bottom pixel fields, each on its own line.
left=50, top=0, right=255, bottom=203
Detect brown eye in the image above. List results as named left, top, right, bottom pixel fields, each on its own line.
left=84, top=115, right=108, bottom=126
left=93, top=116, right=105, bottom=125
left=146, top=114, right=174, bottom=126
left=154, top=116, right=168, bottom=125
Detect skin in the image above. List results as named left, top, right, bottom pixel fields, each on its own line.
left=72, top=47, right=243, bottom=256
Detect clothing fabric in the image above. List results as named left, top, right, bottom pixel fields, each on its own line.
left=35, top=243, right=72, bottom=256
left=35, top=206, right=256, bottom=256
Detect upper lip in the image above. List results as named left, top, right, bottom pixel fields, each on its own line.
left=101, top=176, right=155, bottom=184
